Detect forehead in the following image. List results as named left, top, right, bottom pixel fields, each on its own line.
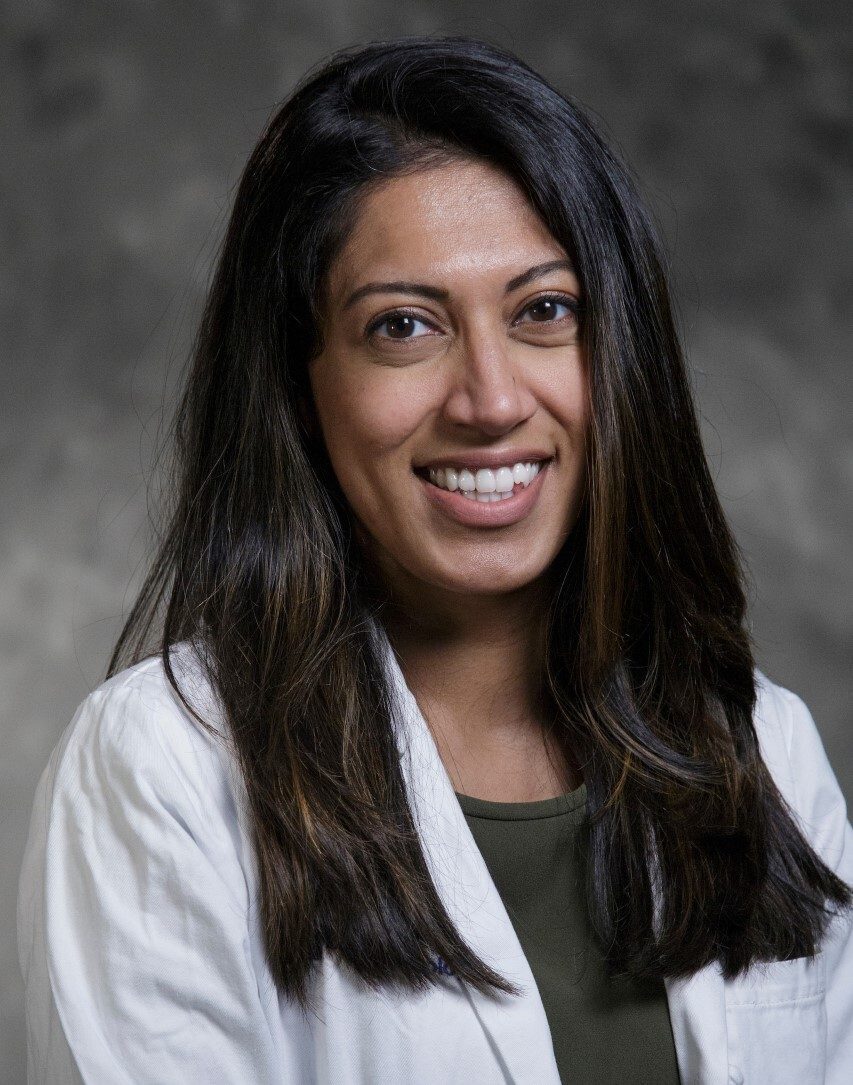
left=327, top=159, right=567, bottom=295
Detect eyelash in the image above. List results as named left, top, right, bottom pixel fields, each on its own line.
left=365, top=293, right=582, bottom=342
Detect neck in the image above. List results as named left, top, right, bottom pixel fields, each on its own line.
left=379, top=567, right=580, bottom=800
left=380, top=567, right=555, bottom=750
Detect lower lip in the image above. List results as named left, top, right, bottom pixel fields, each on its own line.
left=417, top=462, right=551, bottom=528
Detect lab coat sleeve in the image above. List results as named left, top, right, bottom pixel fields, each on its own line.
left=18, top=676, right=282, bottom=1085
left=780, top=687, right=853, bottom=1085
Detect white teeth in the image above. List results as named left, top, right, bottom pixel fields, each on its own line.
left=457, top=468, right=476, bottom=493
left=461, top=489, right=511, bottom=502
left=494, top=466, right=514, bottom=493
left=425, top=459, right=546, bottom=495
left=475, top=468, right=496, bottom=493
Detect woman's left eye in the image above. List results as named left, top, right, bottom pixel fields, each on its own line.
left=515, top=296, right=578, bottom=325
left=368, top=312, right=435, bottom=341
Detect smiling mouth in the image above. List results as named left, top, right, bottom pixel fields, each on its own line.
left=415, top=458, right=551, bottom=502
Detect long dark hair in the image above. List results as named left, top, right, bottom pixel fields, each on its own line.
left=109, top=35, right=850, bottom=1008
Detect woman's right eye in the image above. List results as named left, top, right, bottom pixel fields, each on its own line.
left=367, top=311, right=436, bottom=342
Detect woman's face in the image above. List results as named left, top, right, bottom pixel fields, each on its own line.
left=308, top=157, right=589, bottom=601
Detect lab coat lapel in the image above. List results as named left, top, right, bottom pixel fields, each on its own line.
left=664, top=967, right=729, bottom=1085
left=381, top=635, right=562, bottom=1085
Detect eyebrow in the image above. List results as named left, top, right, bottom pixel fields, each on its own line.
left=341, top=258, right=576, bottom=311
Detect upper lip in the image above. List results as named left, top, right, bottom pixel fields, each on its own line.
left=415, top=449, right=555, bottom=471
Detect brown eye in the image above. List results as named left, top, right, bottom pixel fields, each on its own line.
left=516, top=296, right=578, bottom=324
left=529, top=299, right=560, bottom=321
left=385, top=315, right=417, bottom=338
left=367, top=311, right=434, bottom=341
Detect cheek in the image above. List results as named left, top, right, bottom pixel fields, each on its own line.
left=309, top=362, right=434, bottom=495
left=531, top=352, right=590, bottom=444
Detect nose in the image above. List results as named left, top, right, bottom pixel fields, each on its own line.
left=441, top=324, right=537, bottom=436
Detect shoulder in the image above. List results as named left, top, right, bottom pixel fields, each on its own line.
left=751, top=668, right=799, bottom=793
left=66, top=642, right=226, bottom=761
left=19, top=643, right=255, bottom=946
left=753, top=668, right=849, bottom=866
left=18, top=650, right=278, bottom=1084
left=39, top=644, right=245, bottom=867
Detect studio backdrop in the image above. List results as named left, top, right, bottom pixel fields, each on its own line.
left=2, top=4, right=850, bottom=1082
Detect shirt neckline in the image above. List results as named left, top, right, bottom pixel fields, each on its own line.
left=454, top=781, right=587, bottom=821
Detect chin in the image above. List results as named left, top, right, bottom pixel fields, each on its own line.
left=430, top=558, right=553, bottom=598
left=367, top=532, right=559, bottom=600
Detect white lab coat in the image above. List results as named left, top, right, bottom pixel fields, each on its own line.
left=18, top=634, right=853, bottom=1084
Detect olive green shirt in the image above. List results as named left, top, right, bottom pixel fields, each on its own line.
left=455, top=783, right=681, bottom=1085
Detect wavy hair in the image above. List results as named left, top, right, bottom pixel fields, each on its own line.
left=109, top=34, right=851, bottom=1008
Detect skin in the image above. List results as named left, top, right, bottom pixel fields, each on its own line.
left=309, top=158, right=589, bottom=800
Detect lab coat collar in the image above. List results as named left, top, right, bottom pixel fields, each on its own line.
left=380, top=631, right=563, bottom=1084
left=378, top=627, right=730, bottom=1085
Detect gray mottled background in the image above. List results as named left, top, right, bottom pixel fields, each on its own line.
left=2, top=1, right=851, bottom=1079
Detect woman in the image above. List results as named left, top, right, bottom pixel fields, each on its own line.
left=18, top=35, right=853, bottom=1085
